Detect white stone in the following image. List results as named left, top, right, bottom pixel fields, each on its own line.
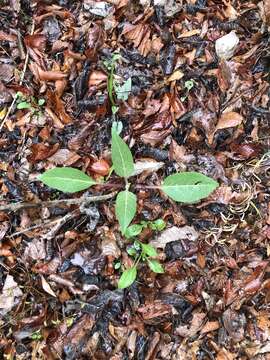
left=215, top=31, right=239, bottom=60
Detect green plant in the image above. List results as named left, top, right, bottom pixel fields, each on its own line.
left=103, top=54, right=132, bottom=115
left=181, top=79, right=195, bottom=101
left=118, top=240, right=164, bottom=289
left=16, top=92, right=45, bottom=114
left=38, top=129, right=218, bottom=288
left=31, top=329, right=43, bottom=341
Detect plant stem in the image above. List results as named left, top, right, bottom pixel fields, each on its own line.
left=0, top=192, right=117, bottom=212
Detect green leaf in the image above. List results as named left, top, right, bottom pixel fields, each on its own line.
left=17, top=101, right=31, bottom=109
left=127, top=246, right=137, bottom=257
left=112, top=105, right=119, bottom=115
left=185, top=79, right=195, bottom=91
left=115, top=77, right=132, bottom=101
left=38, top=167, right=96, bottom=193
left=38, top=98, right=45, bottom=106
left=114, top=261, right=121, bottom=270
left=150, top=219, right=166, bottom=231
left=140, top=243, right=157, bottom=257
left=147, top=259, right=164, bottom=274
left=112, top=121, right=123, bottom=134
left=118, top=267, right=137, bottom=289
left=111, top=129, right=134, bottom=178
left=125, top=224, right=143, bottom=238
left=162, top=172, right=218, bottom=203
left=115, top=190, right=137, bottom=234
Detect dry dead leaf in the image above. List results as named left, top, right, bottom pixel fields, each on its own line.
left=215, top=112, right=243, bottom=131
left=0, top=275, right=23, bottom=316
left=150, top=226, right=199, bottom=249
left=176, top=312, right=206, bottom=337
left=41, top=275, right=57, bottom=297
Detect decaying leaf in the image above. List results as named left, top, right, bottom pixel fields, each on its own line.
left=150, top=226, right=199, bottom=249
left=215, top=112, right=243, bottom=131
left=0, top=275, right=23, bottom=316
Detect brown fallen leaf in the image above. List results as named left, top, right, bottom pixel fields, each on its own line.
left=137, top=301, right=172, bottom=321
left=178, top=29, right=200, bottom=38
left=90, top=159, right=110, bottom=176
left=29, top=62, right=67, bottom=82
left=48, top=149, right=80, bottom=166
left=24, top=34, right=47, bottom=51
left=200, top=320, right=220, bottom=335
left=230, top=143, right=262, bottom=159
left=215, top=112, right=243, bottom=131
left=264, top=0, right=270, bottom=25
left=88, top=70, right=107, bottom=86
left=0, top=30, right=17, bottom=42
left=222, top=309, right=246, bottom=343
left=175, top=312, right=206, bottom=337
left=28, top=143, right=59, bottom=163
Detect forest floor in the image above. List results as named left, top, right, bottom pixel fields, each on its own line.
left=0, top=0, right=270, bottom=359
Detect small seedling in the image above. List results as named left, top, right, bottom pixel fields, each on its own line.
left=31, top=329, right=43, bottom=341
left=118, top=240, right=164, bottom=289
left=38, top=128, right=219, bottom=289
left=125, top=218, right=166, bottom=239
left=181, top=79, right=195, bottom=101
left=16, top=92, right=46, bottom=115
left=103, top=53, right=132, bottom=114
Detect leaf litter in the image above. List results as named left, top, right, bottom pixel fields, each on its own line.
left=0, top=0, right=270, bottom=359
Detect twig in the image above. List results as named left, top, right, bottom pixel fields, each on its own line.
left=0, top=21, right=35, bottom=131
left=43, top=210, right=78, bottom=260
left=0, top=192, right=117, bottom=213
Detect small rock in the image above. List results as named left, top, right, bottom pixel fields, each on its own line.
left=215, top=31, right=239, bottom=60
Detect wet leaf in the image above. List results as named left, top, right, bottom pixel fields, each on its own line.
left=38, top=167, right=96, bottom=193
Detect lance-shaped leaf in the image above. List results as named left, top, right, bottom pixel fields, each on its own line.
left=38, top=167, right=96, bottom=193
left=162, top=172, right=218, bottom=203
left=115, top=190, right=136, bottom=234
left=118, top=267, right=137, bottom=289
left=111, top=129, right=134, bottom=178
left=147, top=259, right=164, bottom=274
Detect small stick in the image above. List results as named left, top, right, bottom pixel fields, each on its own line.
left=0, top=21, right=35, bottom=131
left=0, top=192, right=117, bottom=213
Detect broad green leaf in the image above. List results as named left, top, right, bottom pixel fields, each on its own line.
left=125, top=224, right=143, bottom=238
left=162, top=172, right=218, bottom=203
left=118, top=266, right=137, bottom=289
left=115, top=77, right=132, bottom=101
left=115, top=190, right=136, bottom=234
left=150, top=219, right=166, bottom=231
left=111, top=129, right=134, bottom=177
left=147, top=259, right=164, bottom=274
left=140, top=243, right=157, bottom=257
left=17, top=101, right=31, bottom=109
left=38, top=167, right=96, bottom=193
